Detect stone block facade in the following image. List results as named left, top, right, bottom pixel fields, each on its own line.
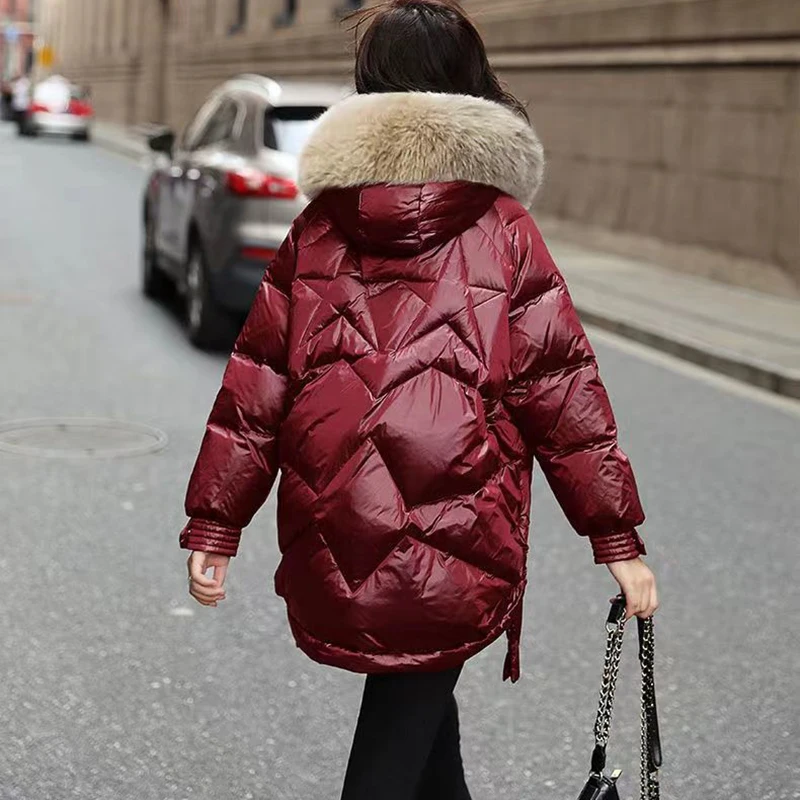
left=37, top=0, right=800, bottom=295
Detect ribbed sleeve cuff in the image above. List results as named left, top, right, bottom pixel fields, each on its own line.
left=179, top=519, right=241, bottom=557
left=591, top=530, right=647, bottom=564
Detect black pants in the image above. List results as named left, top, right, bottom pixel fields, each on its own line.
left=341, top=666, right=471, bottom=800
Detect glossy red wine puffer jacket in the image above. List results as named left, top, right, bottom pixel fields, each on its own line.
left=180, top=92, right=646, bottom=681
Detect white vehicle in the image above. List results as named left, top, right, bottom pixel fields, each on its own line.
left=19, top=75, right=93, bottom=140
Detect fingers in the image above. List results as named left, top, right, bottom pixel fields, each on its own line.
left=635, top=578, right=659, bottom=619
left=187, top=552, right=226, bottom=607
left=645, top=583, right=660, bottom=619
left=212, top=561, right=228, bottom=589
left=188, top=552, right=216, bottom=587
left=627, top=580, right=659, bottom=620
left=625, top=589, right=643, bottom=621
left=190, top=580, right=226, bottom=606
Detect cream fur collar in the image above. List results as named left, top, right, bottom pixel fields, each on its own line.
left=298, top=92, right=545, bottom=209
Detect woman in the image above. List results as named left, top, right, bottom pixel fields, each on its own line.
left=179, top=1, right=658, bottom=797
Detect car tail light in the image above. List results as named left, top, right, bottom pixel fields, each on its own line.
left=240, top=246, right=278, bottom=263
left=68, top=99, right=93, bottom=117
left=29, top=102, right=48, bottom=113
left=226, top=169, right=298, bottom=200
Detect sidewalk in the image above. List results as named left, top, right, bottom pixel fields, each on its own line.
left=92, top=119, right=157, bottom=161
left=549, top=240, right=800, bottom=400
left=92, top=120, right=800, bottom=401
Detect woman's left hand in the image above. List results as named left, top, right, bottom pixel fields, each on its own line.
left=187, top=551, right=229, bottom=607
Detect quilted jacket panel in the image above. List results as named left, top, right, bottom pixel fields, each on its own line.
left=180, top=184, right=645, bottom=679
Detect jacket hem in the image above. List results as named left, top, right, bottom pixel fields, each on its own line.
left=285, top=585, right=526, bottom=679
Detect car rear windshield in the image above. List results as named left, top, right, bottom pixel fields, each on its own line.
left=263, top=106, right=326, bottom=156
left=33, top=79, right=72, bottom=111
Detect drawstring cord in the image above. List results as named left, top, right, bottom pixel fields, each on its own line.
left=502, top=601, right=523, bottom=682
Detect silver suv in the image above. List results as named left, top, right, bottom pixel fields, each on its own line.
left=142, top=75, right=347, bottom=348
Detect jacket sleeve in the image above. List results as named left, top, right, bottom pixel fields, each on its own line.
left=179, top=224, right=298, bottom=556
left=502, top=211, right=646, bottom=564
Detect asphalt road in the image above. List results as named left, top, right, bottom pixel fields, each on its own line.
left=1, top=124, right=798, bottom=800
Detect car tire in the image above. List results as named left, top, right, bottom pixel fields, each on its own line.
left=185, top=245, right=238, bottom=350
left=141, top=212, right=172, bottom=300
left=72, top=130, right=90, bottom=142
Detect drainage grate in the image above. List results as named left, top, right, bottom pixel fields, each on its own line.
left=0, top=418, right=168, bottom=459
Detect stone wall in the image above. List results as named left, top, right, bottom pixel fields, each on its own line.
left=511, top=64, right=799, bottom=295
left=38, top=0, right=800, bottom=295
left=481, top=0, right=800, bottom=295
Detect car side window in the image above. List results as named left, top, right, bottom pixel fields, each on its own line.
left=193, top=99, right=239, bottom=151
left=179, top=97, right=220, bottom=152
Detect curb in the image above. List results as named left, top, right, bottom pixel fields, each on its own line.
left=92, top=123, right=151, bottom=161
left=577, top=305, right=800, bottom=401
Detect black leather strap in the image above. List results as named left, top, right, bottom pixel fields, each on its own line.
left=637, top=617, right=662, bottom=770
left=607, top=595, right=627, bottom=627
left=591, top=744, right=607, bottom=774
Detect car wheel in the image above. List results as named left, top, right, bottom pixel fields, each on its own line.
left=72, top=130, right=90, bottom=142
left=141, top=212, right=172, bottom=300
left=185, top=245, right=238, bottom=350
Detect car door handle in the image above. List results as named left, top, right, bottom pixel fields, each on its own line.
left=169, top=165, right=183, bottom=178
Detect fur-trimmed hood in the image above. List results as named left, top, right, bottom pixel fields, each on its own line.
left=298, top=92, right=544, bottom=209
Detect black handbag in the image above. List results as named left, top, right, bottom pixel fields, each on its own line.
left=576, top=595, right=663, bottom=800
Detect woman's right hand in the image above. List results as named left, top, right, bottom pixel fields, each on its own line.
left=606, top=557, right=659, bottom=620
left=187, top=550, right=229, bottom=607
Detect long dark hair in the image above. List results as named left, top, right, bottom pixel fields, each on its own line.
left=350, top=0, right=529, bottom=120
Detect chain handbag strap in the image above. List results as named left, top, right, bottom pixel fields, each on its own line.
left=638, top=615, right=662, bottom=799
left=589, top=595, right=662, bottom=799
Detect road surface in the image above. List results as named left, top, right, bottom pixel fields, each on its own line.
left=1, top=124, right=798, bottom=799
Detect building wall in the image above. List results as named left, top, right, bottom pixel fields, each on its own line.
left=36, top=0, right=800, bottom=295
left=1, top=0, right=34, bottom=78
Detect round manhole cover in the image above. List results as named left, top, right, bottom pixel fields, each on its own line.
left=0, top=418, right=168, bottom=459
